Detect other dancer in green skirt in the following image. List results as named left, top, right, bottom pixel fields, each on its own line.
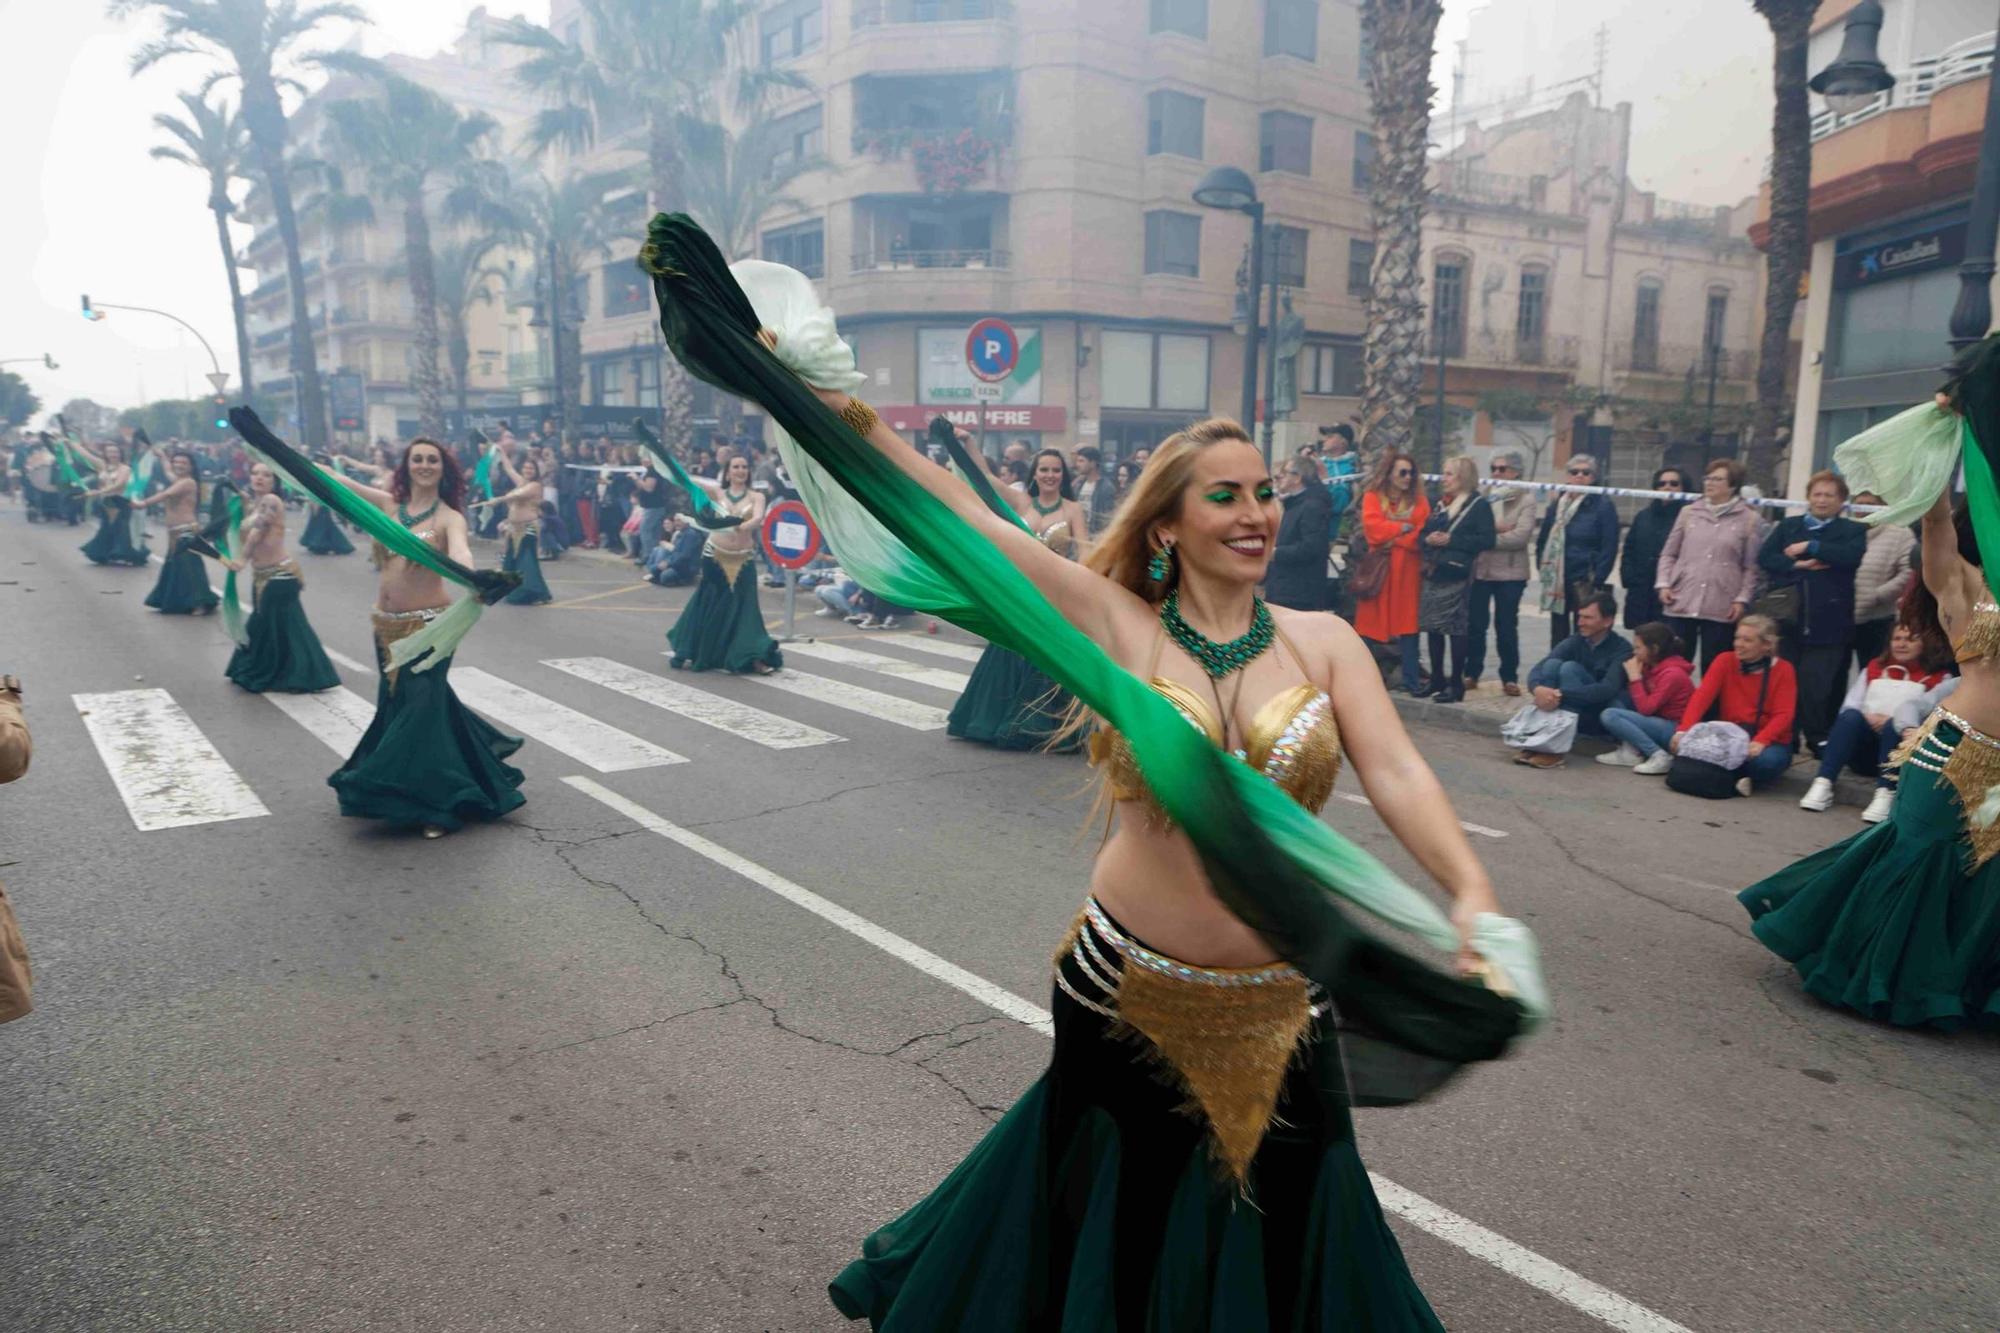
left=76, top=442, right=149, bottom=566
left=299, top=502, right=356, bottom=555
left=220, top=463, right=341, bottom=694
left=1740, top=337, right=2000, bottom=1030
left=326, top=438, right=524, bottom=839
left=473, top=451, right=553, bottom=606
left=140, top=450, right=219, bottom=615
left=667, top=452, right=780, bottom=673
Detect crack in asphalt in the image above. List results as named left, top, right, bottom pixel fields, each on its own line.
left=500, top=999, right=751, bottom=1070
left=1510, top=799, right=1743, bottom=934
left=676, top=761, right=1026, bottom=831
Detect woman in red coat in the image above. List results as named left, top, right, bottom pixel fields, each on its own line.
left=1355, top=450, right=1430, bottom=693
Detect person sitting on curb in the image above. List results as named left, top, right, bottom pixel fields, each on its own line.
left=1512, top=592, right=1632, bottom=769
left=645, top=513, right=707, bottom=587
left=1670, top=614, right=1798, bottom=796
left=1596, top=622, right=1696, bottom=774
left=1799, top=621, right=1953, bottom=823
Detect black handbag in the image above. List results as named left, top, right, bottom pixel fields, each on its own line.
left=1751, top=583, right=1801, bottom=629
left=1665, top=666, right=1773, bottom=799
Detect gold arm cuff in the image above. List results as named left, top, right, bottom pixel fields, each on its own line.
left=838, top=396, right=879, bottom=437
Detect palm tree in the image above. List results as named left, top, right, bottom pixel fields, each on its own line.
left=494, top=0, right=755, bottom=214
left=149, top=91, right=255, bottom=398
left=1358, top=0, right=1445, bottom=469
left=1749, top=0, right=1822, bottom=489
left=675, top=112, right=820, bottom=260
left=324, top=75, right=499, bottom=440
left=432, top=236, right=512, bottom=418
left=111, top=0, right=367, bottom=449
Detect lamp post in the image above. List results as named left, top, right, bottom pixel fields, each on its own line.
left=79, top=295, right=228, bottom=396
left=528, top=240, right=568, bottom=435
left=1193, top=166, right=1267, bottom=464
left=0, top=355, right=57, bottom=371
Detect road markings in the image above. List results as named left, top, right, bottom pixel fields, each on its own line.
left=547, top=657, right=842, bottom=750
left=323, top=647, right=373, bottom=675
left=780, top=639, right=971, bottom=693
left=73, top=689, right=269, bottom=831
left=1658, top=872, right=1732, bottom=894
left=451, top=667, right=686, bottom=772
left=262, top=687, right=377, bottom=755
left=738, top=661, right=952, bottom=731
left=1335, top=790, right=1509, bottom=839
left=562, top=777, right=1693, bottom=1333
left=875, top=633, right=987, bottom=664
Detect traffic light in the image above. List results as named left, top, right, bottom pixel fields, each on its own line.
left=80, top=294, right=95, bottom=321
left=213, top=395, right=228, bottom=430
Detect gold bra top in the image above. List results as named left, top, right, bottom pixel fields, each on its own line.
left=1089, top=677, right=1343, bottom=818
left=1953, top=602, right=2000, bottom=665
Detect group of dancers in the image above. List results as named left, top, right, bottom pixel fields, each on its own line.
left=21, top=214, right=1998, bottom=1326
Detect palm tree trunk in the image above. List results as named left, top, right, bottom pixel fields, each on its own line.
left=242, top=77, right=326, bottom=448
left=451, top=315, right=471, bottom=418
left=403, top=199, right=446, bottom=441
left=211, top=198, right=254, bottom=396
left=648, top=113, right=680, bottom=215
left=1749, top=0, right=1818, bottom=490
left=1359, top=0, right=1444, bottom=472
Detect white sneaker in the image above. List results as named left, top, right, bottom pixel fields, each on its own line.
left=1596, top=743, right=1644, bottom=768
left=814, top=606, right=839, bottom=618
left=1735, top=776, right=1753, bottom=798
left=1798, top=777, right=1836, bottom=812
left=877, top=616, right=900, bottom=630
left=1632, top=750, right=1672, bottom=776
left=1861, top=787, right=1896, bottom=824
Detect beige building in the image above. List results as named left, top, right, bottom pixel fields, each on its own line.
left=1419, top=92, right=1767, bottom=490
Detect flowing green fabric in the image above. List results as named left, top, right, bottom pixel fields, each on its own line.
left=227, top=408, right=518, bottom=672
left=630, top=418, right=743, bottom=528
left=217, top=491, right=248, bottom=647
left=638, top=216, right=1545, bottom=1040
left=929, top=416, right=1031, bottom=532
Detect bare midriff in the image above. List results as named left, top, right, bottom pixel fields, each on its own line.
left=376, top=524, right=450, bottom=614
left=241, top=506, right=286, bottom=567
left=1942, top=661, right=2000, bottom=736
left=1089, top=818, right=1285, bottom=969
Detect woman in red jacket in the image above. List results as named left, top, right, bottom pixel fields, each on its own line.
left=1595, top=622, right=1695, bottom=773
left=1671, top=613, right=1798, bottom=792
left=1354, top=451, right=1430, bottom=693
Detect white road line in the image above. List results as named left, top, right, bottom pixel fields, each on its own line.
left=1659, top=872, right=1732, bottom=894
left=72, top=689, right=269, bottom=831
left=561, top=777, right=1693, bottom=1333
left=547, top=657, right=842, bottom=750
left=874, top=633, right=988, bottom=664
left=781, top=639, right=972, bottom=693
left=451, top=667, right=686, bottom=772
left=1335, top=789, right=1509, bottom=839
left=262, top=687, right=376, bottom=755
left=323, top=646, right=373, bottom=675
left=739, top=662, right=952, bottom=731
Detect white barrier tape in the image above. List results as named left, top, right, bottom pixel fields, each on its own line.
left=1317, top=471, right=1886, bottom=515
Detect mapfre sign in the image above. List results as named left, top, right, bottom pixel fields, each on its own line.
left=878, top=404, right=1070, bottom=433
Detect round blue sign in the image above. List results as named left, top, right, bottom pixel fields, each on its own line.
left=965, top=318, right=1020, bottom=383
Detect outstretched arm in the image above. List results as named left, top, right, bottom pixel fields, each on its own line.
left=960, top=441, right=1031, bottom=517
left=140, top=477, right=193, bottom=509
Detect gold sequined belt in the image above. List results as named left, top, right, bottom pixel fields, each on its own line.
left=1893, top=707, right=2000, bottom=869
left=1054, top=898, right=1323, bottom=1186
left=252, top=558, right=301, bottom=598
left=370, top=604, right=445, bottom=682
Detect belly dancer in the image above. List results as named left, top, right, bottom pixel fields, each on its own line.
left=76, top=442, right=148, bottom=566
left=220, top=462, right=341, bottom=694
left=473, top=451, right=553, bottom=605
left=140, top=450, right=219, bottom=615
left=666, top=452, right=780, bottom=673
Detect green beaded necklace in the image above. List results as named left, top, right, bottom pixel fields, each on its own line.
left=1031, top=495, right=1064, bottom=517
left=1160, top=591, right=1275, bottom=678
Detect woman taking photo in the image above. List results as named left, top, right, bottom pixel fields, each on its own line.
left=1355, top=450, right=1429, bottom=693
left=219, top=462, right=341, bottom=694
left=1595, top=622, right=1695, bottom=773
left=666, top=452, right=781, bottom=673
left=1416, top=454, right=1495, bottom=703
left=140, top=450, right=219, bottom=615
left=1654, top=458, right=1762, bottom=670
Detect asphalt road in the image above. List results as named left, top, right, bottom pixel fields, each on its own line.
left=1, top=506, right=1995, bottom=1333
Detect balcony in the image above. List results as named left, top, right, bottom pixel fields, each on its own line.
left=1437, top=329, right=1580, bottom=370
left=1614, top=341, right=1754, bottom=379
left=1806, top=31, right=1994, bottom=144
left=849, top=72, right=1014, bottom=194
left=851, top=248, right=1010, bottom=272
left=508, top=350, right=552, bottom=389
left=853, top=0, right=1012, bottom=28
left=247, top=257, right=322, bottom=301
left=1622, top=196, right=1734, bottom=243
left=1432, top=166, right=1550, bottom=214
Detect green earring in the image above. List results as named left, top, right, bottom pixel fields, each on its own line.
left=1148, top=540, right=1174, bottom=581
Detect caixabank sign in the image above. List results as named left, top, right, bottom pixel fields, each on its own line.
left=1834, top=217, right=1966, bottom=291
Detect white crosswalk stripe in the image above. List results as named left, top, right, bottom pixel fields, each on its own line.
left=450, top=667, right=687, bottom=772
left=262, top=686, right=376, bottom=755
left=872, top=633, right=988, bottom=664
left=780, top=639, right=971, bottom=693
left=546, top=656, right=843, bottom=749
left=73, top=689, right=269, bottom=831
left=737, top=660, right=952, bottom=731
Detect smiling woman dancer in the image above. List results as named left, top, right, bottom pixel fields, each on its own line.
left=1740, top=334, right=2000, bottom=1030
left=140, top=449, right=219, bottom=615
left=219, top=462, right=340, bottom=694
left=666, top=451, right=780, bottom=673
left=76, top=441, right=148, bottom=566
left=473, top=450, right=554, bottom=606
left=326, top=438, right=524, bottom=838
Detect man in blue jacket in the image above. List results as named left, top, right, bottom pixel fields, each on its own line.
left=1535, top=453, right=1621, bottom=644
left=1515, top=592, right=1633, bottom=767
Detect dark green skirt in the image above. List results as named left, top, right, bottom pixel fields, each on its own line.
left=502, top=527, right=553, bottom=605
left=947, top=643, right=1081, bottom=753
left=328, top=646, right=525, bottom=831
left=299, top=507, right=355, bottom=555
left=1740, top=722, right=2000, bottom=1030
left=143, top=538, right=218, bottom=614
left=80, top=499, right=148, bottom=566
left=831, top=913, right=1443, bottom=1330
left=225, top=572, right=340, bottom=694
left=668, top=555, right=781, bottom=673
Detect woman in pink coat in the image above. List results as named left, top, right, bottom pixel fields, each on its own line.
left=1654, top=458, right=1763, bottom=671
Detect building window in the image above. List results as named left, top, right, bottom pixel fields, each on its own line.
left=1305, top=341, right=1363, bottom=396
left=1702, top=288, right=1729, bottom=355
left=1432, top=256, right=1467, bottom=357
left=1357, top=13, right=1372, bottom=76
left=1516, top=264, right=1548, bottom=362
left=1267, top=224, right=1308, bottom=288
left=1146, top=90, right=1205, bottom=159
left=634, top=355, right=661, bottom=408
left=1351, top=131, right=1376, bottom=191
left=1346, top=238, right=1374, bottom=295
left=602, top=263, right=651, bottom=318
left=590, top=360, right=624, bottom=407
left=768, top=104, right=824, bottom=176
left=1144, top=210, right=1201, bottom=277
left=1259, top=111, right=1313, bottom=174
left=1264, top=0, right=1317, bottom=60
left=761, top=0, right=822, bottom=63
left=1150, top=0, right=1206, bottom=38
left=762, top=219, right=826, bottom=279
left=1632, top=280, right=1662, bottom=371
left=1101, top=329, right=1210, bottom=411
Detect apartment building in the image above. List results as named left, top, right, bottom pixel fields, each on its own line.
left=1758, top=0, right=1996, bottom=499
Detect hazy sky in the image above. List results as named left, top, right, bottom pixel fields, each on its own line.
left=1, top=0, right=1776, bottom=417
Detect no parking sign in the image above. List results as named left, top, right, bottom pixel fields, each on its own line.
left=965, top=317, right=1020, bottom=383
left=761, top=499, right=822, bottom=569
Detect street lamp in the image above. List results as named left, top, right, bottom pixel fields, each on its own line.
left=1810, top=2, right=2000, bottom=350
left=79, top=293, right=230, bottom=396
left=1193, top=166, right=1268, bottom=462
left=0, top=354, right=57, bottom=371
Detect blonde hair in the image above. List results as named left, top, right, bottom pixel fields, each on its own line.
left=1440, top=454, right=1478, bottom=497
left=1738, top=613, right=1781, bottom=646
left=1083, top=416, right=1256, bottom=606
